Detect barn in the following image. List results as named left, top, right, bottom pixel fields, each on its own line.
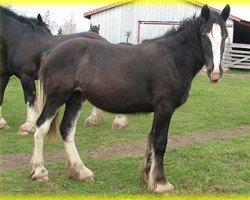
left=84, top=0, right=250, bottom=69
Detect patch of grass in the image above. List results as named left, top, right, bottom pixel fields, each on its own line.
left=167, top=134, right=250, bottom=195
left=1, top=134, right=249, bottom=195
left=170, top=75, right=250, bottom=135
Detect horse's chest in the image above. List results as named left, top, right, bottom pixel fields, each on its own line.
left=176, top=86, right=191, bottom=108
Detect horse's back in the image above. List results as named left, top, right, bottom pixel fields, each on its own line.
left=77, top=32, right=108, bottom=42
left=55, top=32, right=108, bottom=44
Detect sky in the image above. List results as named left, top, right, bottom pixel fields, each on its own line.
left=10, top=5, right=103, bottom=34
left=9, top=3, right=250, bottom=35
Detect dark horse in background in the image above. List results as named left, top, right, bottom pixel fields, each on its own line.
left=0, top=7, right=52, bottom=130
left=0, top=6, right=107, bottom=135
left=30, top=5, right=230, bottom=195
left=89, top=24, right=100, bottom=34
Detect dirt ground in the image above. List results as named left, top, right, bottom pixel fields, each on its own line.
left=223, top=73, right=250, bottom=78
left=1, top=124, right=249, bottom=172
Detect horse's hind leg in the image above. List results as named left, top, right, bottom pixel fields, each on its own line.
left=30, top=101, right=60, bottom=181
left=18, top=77, right=37, bottom=135
left=0, top=73, right=10, bottom=129
left=111, top=114, right=128, bottom=130
left=84, top=107, right=128, bottom=130
left=61, top=92, right=93, bottom=181
left=84, top=106, right=104, bottom=126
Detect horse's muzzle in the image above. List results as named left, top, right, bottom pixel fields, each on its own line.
left=209, top=72, right=221, bottom=83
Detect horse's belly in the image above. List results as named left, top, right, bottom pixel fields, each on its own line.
left=83, top=70, right=153, bottom=113
left=85, top=89, right=153, bottom=114
left=89, top=100, right=153, bottom=114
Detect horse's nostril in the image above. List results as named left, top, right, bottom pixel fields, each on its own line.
left=207, top=69, right=212, bottom=76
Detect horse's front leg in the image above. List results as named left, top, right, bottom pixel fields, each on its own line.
left=30, top=115, right=56, bottom=181
left=140, top=102, right=174, bottom=195
left=0, top=73, right=10, bottom=129
left=17, top=77, right=37, bottom=135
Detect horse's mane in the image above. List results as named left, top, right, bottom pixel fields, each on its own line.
left=142, top=11, right=227, bottom=60
left=167, top=15, right=202, bottom=51
left=143, top=10, right=226, bottom=45
left=141, top=15, right=202, bottom=46
left=0, top=6, right=39, bottom=26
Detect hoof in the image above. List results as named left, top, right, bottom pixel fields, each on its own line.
left=0, top=117, right=10, bottom=129
left=17, top=122, right=35, bottom=135
left=84, top=116, right=103, bottom=127
left=111, top=121, right=126, bottom=130
left=69, top=164, right=94, bottom=182
left=30, top=166, right=49, bottom=182
left=150, top=182, right=174, bottom=195
left=111, top=115, right=127, bottom=130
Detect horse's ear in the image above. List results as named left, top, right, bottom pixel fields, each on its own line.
left=201, top=4, right=210, bottom=22
left=221, top=4, right=230, bottom=21
left=37, top=14, right=43, bottom=23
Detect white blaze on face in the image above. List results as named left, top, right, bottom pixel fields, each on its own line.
left=207, top=23, right=222, bottom=74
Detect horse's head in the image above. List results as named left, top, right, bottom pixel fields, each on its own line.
left=89, top=24, right=100, bottom=34
left=200, top=5, right=230, bottom=83
left=35, top=14, right=52, bottom=35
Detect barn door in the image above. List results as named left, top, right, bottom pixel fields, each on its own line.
left=137, top=21, right=180, bottom=43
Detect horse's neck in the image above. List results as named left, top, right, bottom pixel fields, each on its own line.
left=2, top=16, right=31, bottom=49
left=2, top=16, right=54, bottom=68
left=2, top=16, right=27, bottom=39
left=168, top=30, right=204, bottom=80
left=3, top=16, right=50, bottom=49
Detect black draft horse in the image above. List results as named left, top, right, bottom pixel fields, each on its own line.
left=30, top=5, right=230, bottom=195
left=0, top=7, right=51, bottom=130
left=0, top=6, right=107, bottom=134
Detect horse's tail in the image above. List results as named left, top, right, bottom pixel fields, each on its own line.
left=37, top=51, right=48, bottom=116
left=47, top=112, right=59, bottom=140
left=37, top=50, right=58, bottom=140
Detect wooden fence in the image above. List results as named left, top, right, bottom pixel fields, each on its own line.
left=223, top=43, right=250, bottom=69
